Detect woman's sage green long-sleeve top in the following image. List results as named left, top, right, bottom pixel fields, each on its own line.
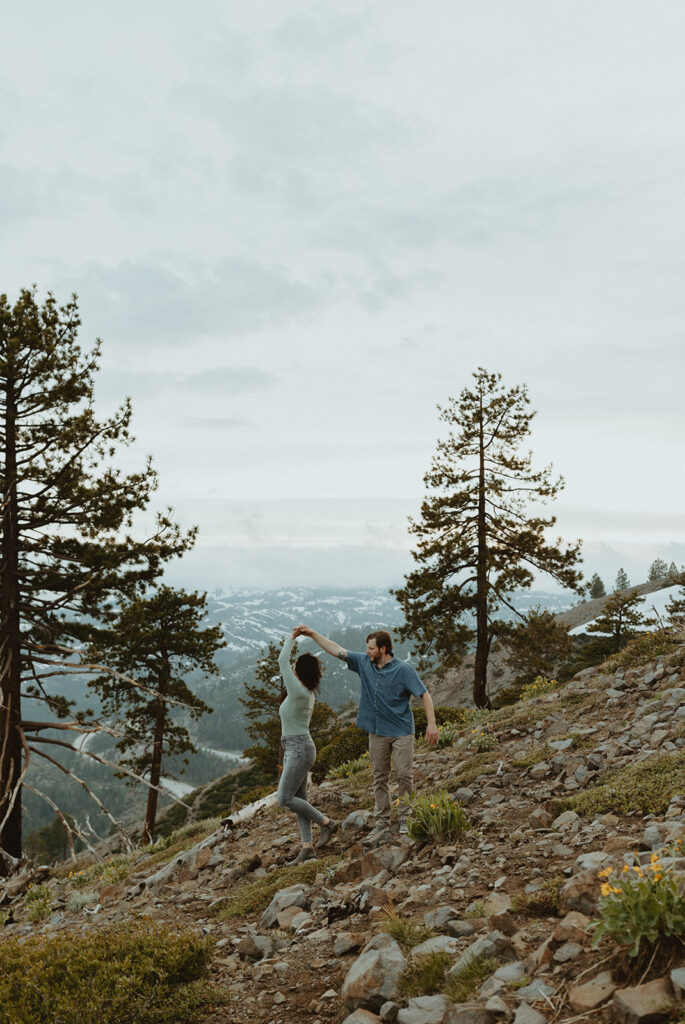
left=278, top=636, right=315, bottom=737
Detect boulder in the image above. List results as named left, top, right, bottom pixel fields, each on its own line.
left=342, top=1011, right=383, bottom=1024
left=559, top=868, right=601, bottom=915
left=513, top=1004, right=546, bottom=1024
left=568, top=970, right=616, bottom=1013
left=237, top=930, right=272, bottom=961
left=260, top=884, right=309, bottom=928
left=613, top=976, right=676, bottom=1023
left=341, top=933, right=408, bottom=1012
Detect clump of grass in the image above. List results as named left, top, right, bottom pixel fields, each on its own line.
left=138, top=819, right=221, bottom=872
left=69, top=855, right=133, bottom=890
left=464, top=725, right=496, bottom=753
left=445, top=955, right=498, bottom=1003
left=403, top=790, right=470, bottom=844
left=563, top=752, right=685, bottom=818
left=465, top=899, right=484, bottom=919
left=513, top=744, right=554, bottom=769
left=326, top=751, right=370, bottom=779
left=379, top=905, right=435, bottom=951
left=416, top=723, right=459, bottom=750
left=511, top=875, right=564, bottom=916
left=216, top=855, right=335, bottom=920
left=399, top=952, right=451, bottom=998
left=0, top=921, right=225, bottom=1024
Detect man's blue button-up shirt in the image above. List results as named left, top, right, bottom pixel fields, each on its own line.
left=346, top=652, right=426, bottom=737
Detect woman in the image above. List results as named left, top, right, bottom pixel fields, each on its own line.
left=277, top=628, right=338, bottom=864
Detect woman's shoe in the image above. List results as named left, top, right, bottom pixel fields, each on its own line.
left=287, top=847, right=318, bottom=866
left=317, top=818, right=339, bottom=849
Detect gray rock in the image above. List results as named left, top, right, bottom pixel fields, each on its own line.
left=342, top=809, right=374, bottom=832
left=397, top=995, right=456, bottom=1024
left=513, top=1004, right=547, bottom=1024
left=237, top=930, right=273, bottom=961
left=552, top=810, right=580, bottom=831
left=380, top=1002, right=400, bottom=1023
left=341, top=933, right=408, bottom=1012
left=448, top=931, right=512, bottom=977
left=412, top=935, right=462, bottom=956
left=342, top=1011, right=383, bottom=1024
left=454, top=788, right=476, bottom=805
left=573, top=850, right=611, bottom=873
left=515, top=979, right=556, bottom=1002
left=553, top=941, right=582, bottom=963
left=334, top=931, right=366, bottom=956
left=493, top=960, right=527, bottom=983
left=260, top=884, right=309, bottom=928
left=613, top=976, right=676, bottom=1023
left=670, top=967, right=685, bottom=999
left=424, top=906, right=460, bottom=929
left=446, top=919, right=476, bottom=938
left=568, top=971, right=616, bottom=1013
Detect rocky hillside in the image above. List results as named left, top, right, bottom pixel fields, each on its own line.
left=2, top=635, right=685, bottom=1024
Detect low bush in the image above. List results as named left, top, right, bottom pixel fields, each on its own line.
left=326, top=751, right=370, bottom=779
left=592, top=846, right=685, bottom=977
left=312, top=726, right=368, bottom=782
left=560, top=751, right=685, bottom=818
left=511, top=875, right=564, bottom=916
left=0, top=920, right=224, bottom=1024
left=448, top=751, right=501, bottom=787
left=520, top=676, right=558, bottom=701
left=403, top=790, right=470, bottom=844
left=24, top=884, right=51, bottom=922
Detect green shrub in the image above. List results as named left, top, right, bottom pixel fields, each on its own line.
left=66, top=891, right=98, bottom=913
left=193, top=762, right=268, bottom=820
left=403, top=790, right=470, bottom=844
left=233, top=783, right=274, bottom=809
left=592, top=846, right=685, bottom=975
left=24, top=884, right=51, bottom=922
left=513, top=744, right=553, bottom=769
left=154, top=800, right=189, bottom=839
left=520, top=676, right=558, bottom=701
left=413, top=705, right=472, bottom=735
left=464, top=725, right=496, bottom=753
left=560, top=751, right=685, bottom=818
left=312, top=726, right=369, bottom=782
left=448, top=751, right=501, bottom=787
left=0, top=920, right=224, bottom=1024
left=417, top=723, right=459, bottom=750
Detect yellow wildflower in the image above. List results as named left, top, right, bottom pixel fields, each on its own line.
left=598, top=867, right=614, bottom=878
left=600, top=882, right=612, bottom=896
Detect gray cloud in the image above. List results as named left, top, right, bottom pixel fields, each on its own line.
left=70, top=257, right=323, bottom=347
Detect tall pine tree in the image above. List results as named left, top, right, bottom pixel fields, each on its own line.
left=0, top=289, right=191, bottom=857
left=588, top=573, right=606, bottom=599
left=90, top=586, right=225, bottom=844
left=586, top=589, right=652, bottom=655
left=666, top=572, right=685, bottom=625
left=394, top=369, right=583, bottom=707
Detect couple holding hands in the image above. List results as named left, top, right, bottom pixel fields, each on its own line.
left=277, top=624, right=438, bottom=865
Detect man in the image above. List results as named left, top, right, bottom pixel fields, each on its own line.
left=294, top=625, right=438, bottom=843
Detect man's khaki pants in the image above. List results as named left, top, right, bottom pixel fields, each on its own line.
left=368, top=733, right=414, bottom=827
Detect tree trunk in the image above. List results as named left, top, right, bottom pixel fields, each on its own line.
left=142, top=655, right=169, bottom=845
left=473, top=397, right=490, bottom=708
left=0, top=374, right=23, bottom=857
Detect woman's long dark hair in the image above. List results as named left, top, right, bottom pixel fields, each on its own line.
left=295, top=652, right=322, bottom=693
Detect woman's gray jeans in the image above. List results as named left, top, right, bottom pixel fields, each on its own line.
left=277, top=733, right=324, bottom=843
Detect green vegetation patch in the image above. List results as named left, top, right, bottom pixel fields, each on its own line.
left=312, top=726, right=369, bottom=782
left=0, top=920, right=225, bottom=1024
left=137, top=819, right=221, bottom=872
left=513, top=744, right=554, bottom=769
left=216, top=855, right=336, bottom=920
left=448, top=751, right=501, bottom=787
left=558, top=751, right=685, bottom=818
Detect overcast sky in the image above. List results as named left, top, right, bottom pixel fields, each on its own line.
left=2, top=2, right=684, bottom=588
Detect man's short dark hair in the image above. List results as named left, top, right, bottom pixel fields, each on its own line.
left=295, top=652, right=322, bottom=692
left=366, top=630, right=393, bottom=655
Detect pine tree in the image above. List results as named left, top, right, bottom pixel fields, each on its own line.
left=0, top=288, right=191, bottom=858
left=240, top=641, right=339, bottom=781
left=668, top=562, right=679, bottom=578
left=614, top=568, right=631, bottom=591
left=502, top=608, right=572, bottom=688
left=665, top=572, right=685, bottom=624
left=89, top=586, right=225, bottom=844
left=586, top=589, right=652, bottom=655
left=648, top=558, right=669, bottom=581
left=394, top=369, right=583, bottom=707
left=588, top=573, right=606, bottom=599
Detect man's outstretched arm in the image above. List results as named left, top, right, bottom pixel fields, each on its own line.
left=294, top=624, right=348, bottom=661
